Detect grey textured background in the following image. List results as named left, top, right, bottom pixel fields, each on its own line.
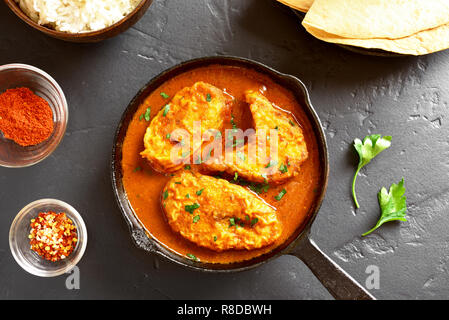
left=1, top=0, right=449, bottom=300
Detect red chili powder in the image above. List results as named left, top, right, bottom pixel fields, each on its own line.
left=0, top=87, right=54, bottom=146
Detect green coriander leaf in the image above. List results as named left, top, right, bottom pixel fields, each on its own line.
left=236, top=151, right=246, bottom=161
left=352, top=134, right=392, bottom=208
left=144, top=107, right=151, bottom=121
left=262, top=184, right=270, bottom=193
left=175, top=181, right=181, bottom=184
left=279, top=163, right=288, bottom=173
left=231, top=139, right=245, bottom=147
left=229, top=217, right=236, bottom=228
left=265, top=159, right=277, bottom=168
left=186, top=253, right=198, bottom=261
left=248, top=182, right=270, bottom=194
left=261, top=173, right=268, bottom=183
left=163, top=190, right=168, bottom=200
left=160, top=92, right=169, bottom=99
left=274, top=188, right=287, bottom=201
left=196, top=188, right=204, bottom=196
left=193, top=215, right=200, bottom=223
left=234, top=172, right=238, bottom=181
left=213, top=236, right=217, bottom=242
left=184, top=164, right=191, bottom=170
left=139, top=114, right=144, bottom=121
left=250, top=218, right=259, bottom=226
left=185, top=203, right=200, bottom=214
left=289, top=120, right=295, bottom=126
left=166, top=133, right=171, bottom=139
left=162, top=104, right=170, bottom=117
left=362, top=178, right=407, bottom=236
left=206, top=93, right=212, bottom=102
left=230, top=115, right=237, bottom=129
left=185, top=194, right=190, bottom=199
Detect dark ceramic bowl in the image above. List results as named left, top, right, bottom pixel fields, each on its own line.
left=111, top=56, right=375, bottom=299
left=5, top=0, right=153, bottom=43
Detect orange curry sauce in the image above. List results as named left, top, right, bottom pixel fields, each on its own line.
left=121, top=65, right=322, bottom=264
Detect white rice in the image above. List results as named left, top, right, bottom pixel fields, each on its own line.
left=15, top=0, right=142, bottom=33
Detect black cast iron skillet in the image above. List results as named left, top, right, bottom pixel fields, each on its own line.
left=111, top=56, right=375, bottom=300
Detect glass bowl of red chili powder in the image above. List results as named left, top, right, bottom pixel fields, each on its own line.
left=0, top=64, right=68, bottom=167
left=9, top=199, right=87, bottom=277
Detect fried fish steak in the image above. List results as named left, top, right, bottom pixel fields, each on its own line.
left=202, top=90, right=308, bottom=184
left=162, top=171, right=282, bottom=251
left=141, top=82, right=232, bottom=173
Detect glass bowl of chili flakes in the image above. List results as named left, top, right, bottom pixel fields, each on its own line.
left=9, top=199, right=87, bottom=277
left=0, top=63, right=68, bottom=168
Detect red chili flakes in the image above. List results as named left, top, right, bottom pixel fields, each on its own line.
left=28, top=211, right=78, bottom=262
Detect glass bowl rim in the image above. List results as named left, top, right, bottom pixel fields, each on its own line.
left=9, top=198, right=88, bottom=277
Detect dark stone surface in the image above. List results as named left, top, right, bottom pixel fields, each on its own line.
left=1, top=0, right=448, bottom=300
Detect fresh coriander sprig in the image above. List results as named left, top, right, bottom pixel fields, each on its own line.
left=352, top=134, right=392, bottom=208
left=362, top=178, right=407, bottom=236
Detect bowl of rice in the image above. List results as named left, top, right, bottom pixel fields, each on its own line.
left=5, top=0, right=153, bottom=42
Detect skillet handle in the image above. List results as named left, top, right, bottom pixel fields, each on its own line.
left=289, top=236, right=376, bottom=300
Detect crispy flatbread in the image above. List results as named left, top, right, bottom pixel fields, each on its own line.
left=277, top=0, right=314, bottom=13
left=303, top=0, right=449, bottom=39
left=303, top=22, right=449, bottom=56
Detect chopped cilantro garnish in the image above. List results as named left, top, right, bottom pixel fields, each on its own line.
left=163, top=190, right=168, bottom=200
left=230, top=115, right=237, bottom=129
left=186, top=253, right=198, bottom=261
left=234, top=172, right=238, bottom=181
left=245, top=215, right=250, bottom=221
left=160, top=92, right=169, bottom=99
left=265, top=160, right=277, bottom=168
left=289, top=120, right=295, bottom=126
left=162, top=104, right=170, bottom=117
left=233, top=139, right=245, bottom=147
left=193, top=215, right=200, bottom=223
left=196, top=189, right=204, bottom=196
left=185, top=194, right=190, bottom=198
left=185, top=203, right=200, bottom=214
left=250, top=218, right=259, bottom=226
left=144, top=107, right=151, bottom=121
left=166, top=133, right=171, bottom=139
left=213, top=236, right=217, bottom=242
left=236, top=151, right=246, bottom=161
left=175, top=181, right=181, bottom=184
left=279, top=163, right=288, bottom=173
left=229, top=218, right=236, bottom=228
left=206, top=93, right=212, bottom=102
left=184, top=164, right=191, bottom=170
left=274, top=189, right=287, bottom=201
left=248, top=182, right=270, bottom=194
